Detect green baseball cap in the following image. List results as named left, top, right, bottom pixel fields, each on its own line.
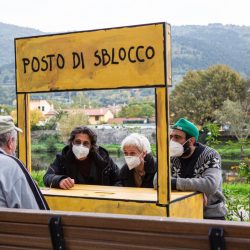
left=172, top=118, right=199, bottom=141
left=0, top=115, right=23, bottom=135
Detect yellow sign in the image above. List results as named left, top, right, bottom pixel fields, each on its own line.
left=15, top=23, right=168, bottom=93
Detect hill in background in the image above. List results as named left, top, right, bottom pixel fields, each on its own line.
left=172, top=23, right=250, bottom=83
left=1, top=22, right=250, bottom=105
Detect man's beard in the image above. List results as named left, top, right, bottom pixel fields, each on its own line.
left=181, top=140, right=191, bottom=157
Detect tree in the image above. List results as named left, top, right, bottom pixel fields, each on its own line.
left=214, top=99, right=250, bottom=141
left=118, top=102, right=155, bottom=118
left=70, top=92, right=90, bottom=108
left=57, top=112, right=89, bottom=143
left=10, top=109, right=44, bottom=128
left=170, top=65, right=247, bottom=125
left=30, top=110, right=44, bottom=128
left=0, top=105, right=12, bottom=115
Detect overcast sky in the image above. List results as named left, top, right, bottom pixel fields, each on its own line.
left=1, top=0, right=250, bottom=33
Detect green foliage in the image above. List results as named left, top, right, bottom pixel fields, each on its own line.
left=45, top=136, right=59, bottom=152
left=31, top=170, right=46, bottom=187
left=211, top=140, right=250, bottom=159
left=70, top=92, right=91, bottom=108
left=202, top=123, right=220, bottom=145
left=58, top=112, right=89, bottom=143
left=32, top=134, right=64, bottom=152
left=223, top=158, right=250, bottom=221
left=30, top=109, right=45, bottom=129
left=223, top=183, right=250, bottom=221
left=170, top=65, right=247, bottom=125
left=0, top=104, right=12, bottom=115
left=214, top=99, right=250, bottom=141
left=237, top=158, right=250, bottom=183
left=118, top=102, right=155, bottom=118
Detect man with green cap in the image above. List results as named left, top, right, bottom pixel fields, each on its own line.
left=154, top=118, right=227, bottom=220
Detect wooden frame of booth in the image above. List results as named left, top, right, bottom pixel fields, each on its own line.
left=15, top=22, right=203, bottom=218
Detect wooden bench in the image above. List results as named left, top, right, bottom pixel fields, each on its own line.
left=0, top=208, right=249, bottom=250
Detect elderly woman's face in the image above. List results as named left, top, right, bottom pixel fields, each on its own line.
left=123, top=145, right=142, bottom=157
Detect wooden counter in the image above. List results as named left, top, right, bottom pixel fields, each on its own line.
left=42, top=184, right=203, bottom=219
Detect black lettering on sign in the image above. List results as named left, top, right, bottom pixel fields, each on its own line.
left=46, top=54, right=55, bottom=71
left=93, top=45, right=155, bottom=67
left=22, top=58, right=30, bottom=73
left=136, top=46, right=145, bottom=62
left=145, top=46, right=155, bottom=59
left=94, top=50, right=101, bottom=66
left=128, top=46, right=136, bottom=63
left=119, top=48, right=126, bottom=61
left=41, top=56, right=49, bottom=71
left=111, top=48, right=119, bottom=64
left=102, top=49, right=110, bottom=66
left=32, top=57, right=40, bottom=72
left=21, top=54, right=64, bottom=73
left=72, top=52, right=85, bottom=69
left=57, top=54, right=65, bottom=69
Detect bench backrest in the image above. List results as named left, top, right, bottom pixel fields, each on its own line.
left=0, top=208, right=249, bottom=250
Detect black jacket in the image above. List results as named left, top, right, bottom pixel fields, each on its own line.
left=119, top=154, right=157, bottom=188
left=43, top=145, right=121, bottom=188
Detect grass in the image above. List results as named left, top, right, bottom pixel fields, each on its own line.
left=31, top=143, right=64, bottom=152
left=223, top=183, right=250, bottom=221
left=212, top=141, right=250, bottom=158
left=31, top=170, right=46, bottom=187
left=223, top=183, right=250, bottom=196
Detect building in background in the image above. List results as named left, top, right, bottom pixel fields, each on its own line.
left=83, top=108, right=114, bottom=125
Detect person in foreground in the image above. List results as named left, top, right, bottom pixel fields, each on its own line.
left=43, top=126, right=121, bottom=189
left=0, top=115, right=49, bottom=209
left=120, top=133, right=157, bottom=188
left=154, top=118, right=227, bottom=220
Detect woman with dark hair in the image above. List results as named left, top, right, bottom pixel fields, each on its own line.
left=43, top=126, right=121, bottom=189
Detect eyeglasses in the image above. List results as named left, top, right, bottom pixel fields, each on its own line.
left=73, top=139, right=91, bottom=147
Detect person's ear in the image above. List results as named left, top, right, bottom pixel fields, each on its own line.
left=189, top=137, right=196, bottom=145
left=6, top=138, right=13, bottom=150
left=6, top=137, right=15, bottom=154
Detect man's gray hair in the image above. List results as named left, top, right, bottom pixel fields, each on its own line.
left=121, top=133, right=151, bottom=153
left=0, top=130, right=17, bottom=148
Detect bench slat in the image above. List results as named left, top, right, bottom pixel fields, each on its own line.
left=0, top=209, right=249, bottom=250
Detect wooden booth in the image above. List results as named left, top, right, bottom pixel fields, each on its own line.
left=15, top=22, right=203, bottom=218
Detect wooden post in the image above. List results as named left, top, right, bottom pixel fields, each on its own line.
left=17, top=93, right=31, bottom=171
left=156, top=87, right=170, bottom=206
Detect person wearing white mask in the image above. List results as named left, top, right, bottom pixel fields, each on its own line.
left=154, top=118, right=227, bottom=220
left=120, top=133, right=157, bottom=188
left=43, top=126, right=121, bottom=189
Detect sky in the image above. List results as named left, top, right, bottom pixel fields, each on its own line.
left=1, top=0, right=250, bottom=33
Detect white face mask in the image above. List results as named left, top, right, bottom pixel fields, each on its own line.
left=169, top=140, right=184, bottom=157
left=125, top=156, right=141, bottom=170
left=72, top=144, right=89, bottom=159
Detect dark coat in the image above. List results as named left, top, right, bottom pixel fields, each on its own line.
left=43, top=145, right=121, bottom=188
left=119, top=154, right=157, bottom=188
